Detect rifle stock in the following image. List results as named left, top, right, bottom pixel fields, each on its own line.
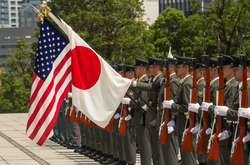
left=208, top=62, right=224, bottom=160
left=197, top=58, right=211, bottom=154
left=65, top=107, right=70, bottom=120
left=69, top=107, right=77, bottom=122
left=159, top=65, right=171, bottom=144
left=230, top=56, right=248, bottom=165
left=105, top=116, right=115, bottom=133
left=119, top=104, right=129, bottom=137
left=79, top=114, right=86, bottom=125
left=181, top=68, right=198, bottom=152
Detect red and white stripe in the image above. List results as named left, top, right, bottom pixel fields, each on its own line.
left=26, top=45, right=72, bottom=145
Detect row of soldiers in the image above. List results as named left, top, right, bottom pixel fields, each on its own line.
left=51, top=53, right=250, bottom=165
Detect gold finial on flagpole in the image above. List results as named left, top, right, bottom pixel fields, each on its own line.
left=37, top=12, right=45, bottom=22
left=40, top=1, right=51, bottom=17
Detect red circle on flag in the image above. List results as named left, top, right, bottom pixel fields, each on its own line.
left=71, top=46, right=101, bottom=90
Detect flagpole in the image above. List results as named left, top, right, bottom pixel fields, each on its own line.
left=31, top=2, right=69, bottom=39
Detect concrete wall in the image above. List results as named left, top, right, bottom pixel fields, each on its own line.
left=143, top=0, right=159, bottom=25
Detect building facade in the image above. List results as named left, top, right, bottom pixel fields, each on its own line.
left=0, top=0, right=39, bottom=28
left=0, top=0, right=24, bottom=28
left=0, top=0, right=38, bottom=68
left=159, top=0, right=192, bottom=15
left=143, top=0, right=159, bottom=25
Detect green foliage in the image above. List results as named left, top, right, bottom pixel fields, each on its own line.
left=49, top=0, right=152, bottom=64
left=150, top=8, right=185, bottom=57
left=0, top=40, right=33, bottom=113
left=151, top=0, right=250, bottom=57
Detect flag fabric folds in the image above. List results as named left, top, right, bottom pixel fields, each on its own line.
left=27, top=17, right=131, bottom=145
left=26, top=20, right=71, bottom=145
left=59, top=19, right=131, bottom=129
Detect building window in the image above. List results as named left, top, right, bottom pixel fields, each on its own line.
left=11, top=12, right=16, bottom=17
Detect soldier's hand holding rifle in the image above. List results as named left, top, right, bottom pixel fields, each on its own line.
left=238, top=107, right=250, bottom=143
left=162, top=100, right=174, bottom=109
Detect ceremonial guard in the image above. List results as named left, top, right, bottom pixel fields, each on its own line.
left=132, top=58, right=165, bottom=165
left=229, top=55, right=250, bottom=165
left=164, top=56, right=197, bottom=165
left=160, top=51, right=180, bottom=165
left=132, top=59, right=152, bottom=165
left=123, top=65, right=137, bottom=165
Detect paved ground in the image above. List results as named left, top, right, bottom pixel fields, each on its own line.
left=0, top=113, right=140, bottom=165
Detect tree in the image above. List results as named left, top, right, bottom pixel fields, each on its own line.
left=150, top=8, right=207, bottom=57
left=151, top=0, right=250, bottom=57
left=150, top=8, right=186, bottom=57
left=0, top=40, right=33, bottom=113
left=49, top=0, right=152, bottom=63
left=207, top=0, right=250, bottom=55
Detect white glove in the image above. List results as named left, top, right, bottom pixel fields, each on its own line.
left=218, top=130, right=230, bottom=141
left=67, top=92, right=72, bottom=98
left=201, top=102, right=213, bottom=111
left=188, top=103, right=200, bottom=113
left=167, top=120, right=175, bottom=127
left=162, top=100, right=174, bottom=109
left=122, top=97, right=131, bottom=105
left=214, top=106, right=229, bottom=116
left=243, top=132, right=250, bottom=143
left=131, top=80, right=137, bottom=87
left=114, top=113, right=120, bottom=120
left=206, top=128, right=212, bottom=135
left=118, top=118, right=123, bottom=128
left=125, top=114, right=132, bottom=121
left=191, top=124, right=200, bottom=134
left=168, top=126, right=174, bottom=134
left=142, top=104, right=148, bottom=111
left=238, top=107, right=250, bottom=119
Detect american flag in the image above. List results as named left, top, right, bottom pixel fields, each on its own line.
left=26, top=19, right=71, bottom=145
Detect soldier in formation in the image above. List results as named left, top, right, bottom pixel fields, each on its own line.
left=51, top=53, right=250, bottom=165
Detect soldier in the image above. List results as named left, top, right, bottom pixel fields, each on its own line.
left=237, top=57, right=250, bottom=165
left=164, top=56, right=197, bottom=165
left=113, top=65, right=127, bottom=165
left=191, top=59, right=206, bottom=165
left=132, top=58, right=165, bottom=165
left=198, top=56, right=219, bottom=165
left=131, top=58, right=152, bottom=165
left=122, top=65, right=137, bottom=165
left=160, top=53, right=180, bottom=165
left=206, top=55, right=239, bottom=165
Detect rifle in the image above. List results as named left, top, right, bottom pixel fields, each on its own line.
left=69, top=106, right=77, bottom=122
left=119, top=101, right=129, bottom=136
left=159, top=61, right=172, bottom=144
left=230, top=55, right=248, bottom=165
left=119, top=68, right=129, bottom=137
left=105, top=115, right=115, bottom=133
left=181, top=63, right=198, bottom=152
left=128, top=88, right=153, bottom=112
left=65, top=106, right=70, bottom=120
left=208, top=56, right=224, bottom=160
left=196, top=55, right=211, bottom=154
left=79, top=113, right=87, bottom=125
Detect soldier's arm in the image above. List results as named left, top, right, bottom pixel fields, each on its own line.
left=227, top=85, right=239, bottom=110
left=226, top=85, right=239, bottom=121
left=172, top=83, right=191, bottom=114
left=134, top=81, right=152, bottom=91
left=158, top=85, right=165, bottom=104
left=170, top=79, right=179, bottom=99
